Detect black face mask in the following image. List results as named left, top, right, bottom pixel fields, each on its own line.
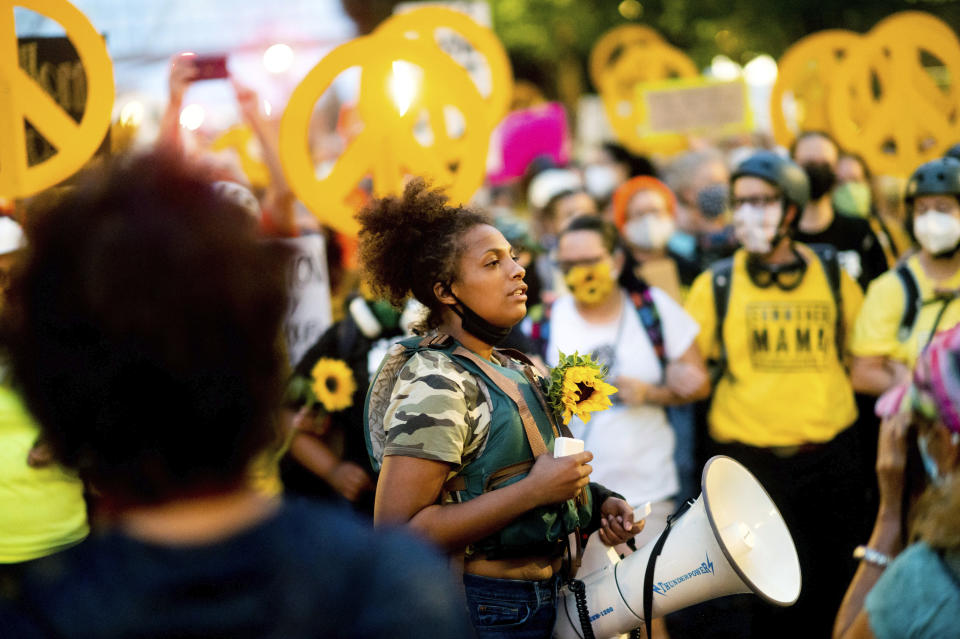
left=802, top=162, right=837, bottom=201
left=447, top=292, right=512, bottom=347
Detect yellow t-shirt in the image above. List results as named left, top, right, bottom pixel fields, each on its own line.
left=0, top=386, right=89, bottom=563
left=851, top=255, right=960, bottom=367
left=685, top=245, right=863, bottom=447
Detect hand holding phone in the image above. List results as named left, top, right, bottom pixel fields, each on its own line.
left=192, top=54, right=229, bottom=81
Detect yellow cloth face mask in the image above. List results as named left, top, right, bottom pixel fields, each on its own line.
left=564, top=261, right=616, bottom=305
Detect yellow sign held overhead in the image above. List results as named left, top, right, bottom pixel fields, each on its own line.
left=590, top=24, right=699, bottom=155
left=211, top=125, right=269, bottom=189
left=770, top=29, right=861, bottom=147
left=280, top=7, right=510, bottom=235
left=589, top=24, right=664, bottom=90
left=0, top=0, right=114, bottom=198
left=827, top=12, right=960, bottom=176
left=773, top=11, right=960, bottom=176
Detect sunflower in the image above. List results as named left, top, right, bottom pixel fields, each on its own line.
left=548, top=352, right=618, bottom=425
left=309, top=358, right=357, bottom=412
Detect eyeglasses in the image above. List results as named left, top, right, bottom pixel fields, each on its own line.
left=731, top=194, right=781, bottom=209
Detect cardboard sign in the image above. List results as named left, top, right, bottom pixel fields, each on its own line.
left=281, top=234, right=333, bottom=368
left=639, top=78, right=751, bottom=137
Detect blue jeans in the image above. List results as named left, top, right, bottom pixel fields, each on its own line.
left=463, top=573, right=561, bottom=638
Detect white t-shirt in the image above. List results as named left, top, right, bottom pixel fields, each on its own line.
left=546, top=288, right=699, bottom=505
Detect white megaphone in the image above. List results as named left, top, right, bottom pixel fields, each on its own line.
left=553, top=455, right=801, bottom=639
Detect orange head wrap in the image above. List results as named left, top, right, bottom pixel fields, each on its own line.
left=611, top=176, right=677, bottom=231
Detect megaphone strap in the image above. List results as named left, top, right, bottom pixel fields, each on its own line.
left=642, top=500, right=694, bottom=639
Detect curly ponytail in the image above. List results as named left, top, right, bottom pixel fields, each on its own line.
left=357, top=179, right=488, bottom=330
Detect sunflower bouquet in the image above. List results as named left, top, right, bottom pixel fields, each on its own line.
left=285, top=357, right=357, bottom=414
left=547, top=351, right=618, bottom=425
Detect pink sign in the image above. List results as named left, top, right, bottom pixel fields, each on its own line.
left=488, top=102, right=570, bottom=185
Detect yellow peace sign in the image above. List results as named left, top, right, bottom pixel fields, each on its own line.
left=279, top=33, right=491, bottom=235
left=0, top=0, right=113, bottom=198
left=598, top=40, right=698, bottom=154
left=770, top=30, right=862, bottom=148
left=827, top=11, right=960, bottom=176
left=376, top=7, right=513, bottom=126
left=589, top=24, right=664, bottom=89
left=211, top=125, right=269, bottom=189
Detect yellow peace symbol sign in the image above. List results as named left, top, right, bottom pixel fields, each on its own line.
left=0, top=0, right=114, bottom=198
left=211, top=125, right=269, bottom=189
left=598, top=40, right=698, bottom=155
left=589, top=24, right=664, bottom=89
left=770, top=30, right=861, bottom=148
left=280, top=32, right=491, bottom=235
left=827, top=11, right=960, bottom=176
left=375, top=7, right=513, bottom=126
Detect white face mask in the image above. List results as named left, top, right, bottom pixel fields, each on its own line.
left=624, top=214, right=675, bottom=251
left=733, top=204, right=782, bottom=254
left=584, top=164, right=620, bottom=200
left=914, top=211, right=960, bottom=256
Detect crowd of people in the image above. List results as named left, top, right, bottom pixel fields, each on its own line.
left=0, top=47, right=959, bottom=639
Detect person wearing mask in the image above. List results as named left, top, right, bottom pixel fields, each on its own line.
left=834, top=152, right=909, bottom=266
left=0, top=155, right=473, bottom=638
left=530, top=215, right=708, bottom=564
left=663, top=148, right=735, bottom=273
left=360, top=180, right=640, bottom=638
left=685, top=151, right=866, bottom=638
left=833, top=324, right=960, bottom=639
left=791, top=131, right=889, bottom=289
left=280, top=293, right=423, bottom=513
left=527, top=168, right=599, bottom=304
left=610, top=176, right=704, bottom=504
left=851, top=157, right=960, bottom=397
left=582, top=142, right=658, bottom=212
left=612, top=175, right=699, bottom=296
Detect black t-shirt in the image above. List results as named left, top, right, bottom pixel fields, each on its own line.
left=1, top=499, right=473, bottom=639
left=794, top=212, right=888, bottom=289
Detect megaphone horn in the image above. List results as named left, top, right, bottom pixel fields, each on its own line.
left=554, top=455, right=802, bottom=639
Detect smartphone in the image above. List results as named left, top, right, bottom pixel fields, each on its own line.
left=192, top=54, right=229, bottom=81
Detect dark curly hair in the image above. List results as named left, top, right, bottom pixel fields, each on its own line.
left=357, top=179, right=488, bottom=330
left=1, top=153, right=292, bottom=505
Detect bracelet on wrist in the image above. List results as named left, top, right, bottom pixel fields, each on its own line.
left=853, top=545, right=892, bottom=568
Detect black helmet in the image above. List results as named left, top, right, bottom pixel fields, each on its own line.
left=905, top=156, right=960, bottom=203
left=731, top=150, right=810, bottom=211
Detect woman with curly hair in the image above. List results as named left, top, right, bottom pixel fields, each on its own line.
left=361, top=179, right=641, bottom=638
left=0, top=155, right=473, bottom=639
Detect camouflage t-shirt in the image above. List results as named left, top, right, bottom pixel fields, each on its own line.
left=381, top=349, right=492, bottom=469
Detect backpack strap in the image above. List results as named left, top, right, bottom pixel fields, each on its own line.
left=895, top=263, right=921, bottom=342
left=807, top=243, right=845, bottom=362
left=525, top=302, right=553, bottom=359
left=451, top=345, right=551, bottom=458
left=628, top=281, right=667, bottom=374
left=709, top=257, right=735, bottom=382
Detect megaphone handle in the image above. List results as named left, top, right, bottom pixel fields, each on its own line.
left=642, top=500, right=693, bottom=639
